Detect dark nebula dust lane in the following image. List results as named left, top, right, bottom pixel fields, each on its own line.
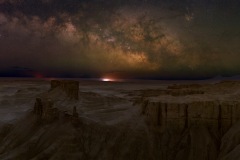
left=0, top=0, right=240, bottom=79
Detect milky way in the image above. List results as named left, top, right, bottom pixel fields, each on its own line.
left=0, top=0, right=240, bottom=79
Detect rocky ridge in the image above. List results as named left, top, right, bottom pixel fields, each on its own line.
left=136, top=82, right=240, bottom=132
left=34, top=80, right=80, bottom=124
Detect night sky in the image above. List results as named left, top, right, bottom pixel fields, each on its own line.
left=0, top=0, right=240, bottom=79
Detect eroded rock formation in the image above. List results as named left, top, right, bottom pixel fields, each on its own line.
left=33, top=80, right=80, bottom=123
left=138, top=81, right=240, bottom=136
left=2, top=80, right=240, bottom=160
left=142, top=100, right=240, bottom=134
left=50, top=80, right=79, bottom=100
left=34, top=98, right=59, bottom=122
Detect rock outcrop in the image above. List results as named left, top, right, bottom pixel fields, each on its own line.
left=139, top=89, right=204, bottom=97
left=50, top=80, right=79, bottom=100
left=142, top=99, right=240, bottom=134
left=138, top=82, right=240, bottom=135
left=33, top=80, right=80, bottom=123
left=34, top=97, right=59, bottom=122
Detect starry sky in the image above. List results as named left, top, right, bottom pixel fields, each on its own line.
left=0, top=0, right=240, bottom=79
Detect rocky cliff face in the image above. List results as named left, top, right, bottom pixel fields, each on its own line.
left=34, top=98, right=59, bottom=122
left=130, top=81, right=240, bottom=160
left=50, top=80, right=79, bottom=100
left=142, top=99, right=240, bottom=134
left=33, top=80, right=80, bottom=123
left=137, top=82, right=240, bottom=134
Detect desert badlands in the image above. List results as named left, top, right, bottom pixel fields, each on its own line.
left=0, top=79, right=240, bottom=160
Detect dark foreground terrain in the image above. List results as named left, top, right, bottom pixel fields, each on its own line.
left=0, top=79, right=240, bottom=160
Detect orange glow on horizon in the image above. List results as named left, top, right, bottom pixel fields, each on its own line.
left=101, top=73, right=126, bottom=82
left=102, top=78, right=113, bottom=82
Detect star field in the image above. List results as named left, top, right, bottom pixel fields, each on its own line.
left=0, top=0, right=240, bottom=79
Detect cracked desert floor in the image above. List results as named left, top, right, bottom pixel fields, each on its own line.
left=0, top=78, right=240, bottom=160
